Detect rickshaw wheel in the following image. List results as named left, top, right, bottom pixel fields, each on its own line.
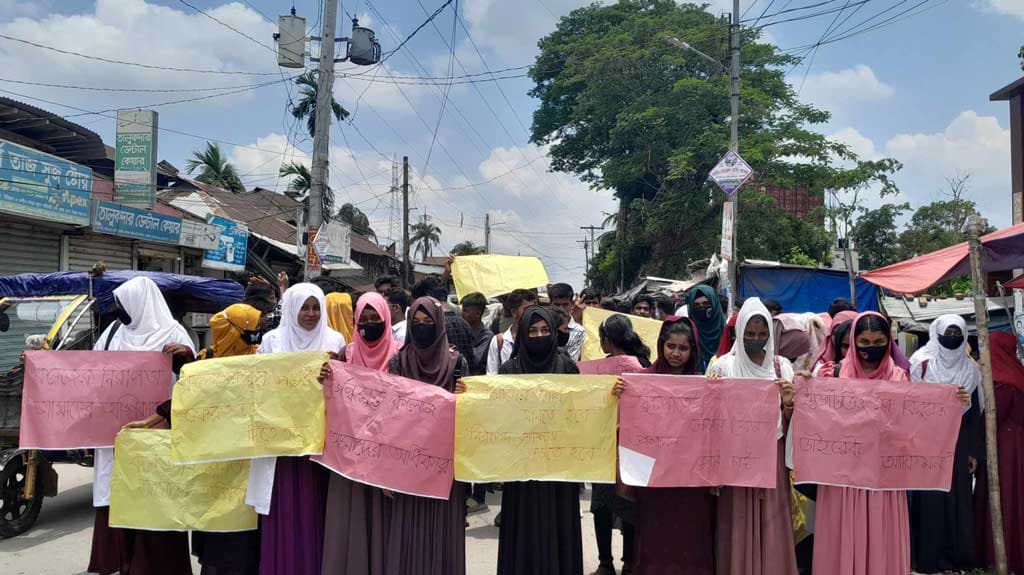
left=0, top=453, right=42, bottom=538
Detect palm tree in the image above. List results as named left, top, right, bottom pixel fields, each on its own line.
left=291, top=71, right=350, bottom=139
left=279, top=161, right=335, bottom=223
left=411, top=219, right=442, bottom=261
left=186, top=142, right=244, bottom=193
left=450, top=241, right=485, bottom=256
left=337, top=202, right=376, bottom=240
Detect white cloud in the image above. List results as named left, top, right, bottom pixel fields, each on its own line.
left=800, top=65, right=894, bottom=113
left=0, top=0, right=48, bottom=18
left=829, top=127, right=880, bottom=161
left=977, top=0, right=1024, bottom=20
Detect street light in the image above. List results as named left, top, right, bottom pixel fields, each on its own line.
left=664, top=37, right=725, bottom=73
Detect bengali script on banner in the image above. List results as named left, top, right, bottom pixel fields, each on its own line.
left=20, top=350, right=172, bottom=449
left=578, top=355, right=644, bottom=375
left=312, top=362, right=456, bottom=499
left=170, top=351, right=328, bottom=463
left=581, top=307, right=662, bottom=362
left=455, top=374, right=617, bottom=483
left=450, top=255, right=550, bottom=299
left=110, top=429, right=257, bottom=532
left=618, top=375, right=780, bottom=488
left=791, top=377, right=962, bottom=491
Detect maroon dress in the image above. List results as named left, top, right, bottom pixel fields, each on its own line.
left=974, top=382, right=1024, bottom=574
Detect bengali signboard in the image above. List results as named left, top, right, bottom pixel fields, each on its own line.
left=202, top=215, right=248, bottom=272
left=709, top=150, right=753, bottom=197
left=92, top=200, right=182, bottom=244
left=178, top=219, right=221, bottom=250
left=0, top=138, right=93, bottom=225
left=114, top=110, right=158, bottom=208
left=721, top=200, right=734, bottom=261
left=314, top=221, right=352, bottom=266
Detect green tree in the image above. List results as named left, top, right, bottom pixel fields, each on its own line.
left=851, top=202, right=910, bottom=270
left=411, top=218, right=442, bottom=261
left=186, top=142, right=244, bottom=193
left=450, top=241, right=486, bottom=256
left=337, top=202, right=376, bottom=240
left=291, top=71, right=350, bottom=139
left=896, top=174, right=991, bottom=259
left=529, top=0, right=900, bottom=291
left=279, top=161, right=335, bottom=223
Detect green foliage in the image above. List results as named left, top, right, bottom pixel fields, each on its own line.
left=337, top=203, right=376, bottom=240
left=292, top=71, right=350, bottom=139
left=411, top=219, right=442, bottom=261
left=783, top=246, right=818, bottom=267
left=450, top=241, right=486, bottom=256
left=896, top=198, right=991, bottom=260
left=186, top=142, right=244, bottom=193
left=736, top=192, right=831, bottom=264
left=851, top=202, right=910, bottom=269
left=279, top=161, right=336, bottom=224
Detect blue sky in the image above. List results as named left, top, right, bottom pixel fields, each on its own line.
left=0, top=0, right=1020, bottom=286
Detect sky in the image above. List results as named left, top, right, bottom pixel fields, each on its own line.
left=0, top=0, right=1020, bottom=287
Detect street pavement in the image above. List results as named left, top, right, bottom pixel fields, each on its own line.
left=1, top=464, right=622, bottom=575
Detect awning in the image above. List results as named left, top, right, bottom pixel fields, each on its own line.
left=860, top=222, right=1024, bottom=293
left=1005, top=275, right=1024, bottom=290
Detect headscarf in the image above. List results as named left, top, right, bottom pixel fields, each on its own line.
left=773, top=313, right=814, bottom=361
left=714, top=297, right=781, bottom=379
left=501, top=305, right=578, bottom=375
left=650, top=316, right=701, bottom=375
left=397, top=297, right=458, bottom=389
left=104, top=276, right=194, bottom=353
left=717, top=314, right=738, bottom=357
left=686, top=284, right=725, bottom=369
left=991, top=331, right=1024, bottom=392
left=207, top=303, right=261, bottom=358
left=810, top=310, right=858, bottom=372
left=325, top=292, right=355, bottom=343
left=910, top=314, right=983, bottom=410
left=260, top=283, right=346, bottom=354
left=346, top=292, right=400, bottom=372
left=837, top=311, right=908, bottom=381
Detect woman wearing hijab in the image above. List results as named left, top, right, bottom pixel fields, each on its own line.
left=325, top=292, right=355, bottom=343
left=706, top=297, right=798, bottom=575
left=198, top=303, right=263, bottom=360
left=687, top=285, right=725, bottom=371
left=246, top=283, right=346, bottom=575
left=89, top=276, right=196, bottom=575
left=322, top=292, right=401, bottom=575
left=974, top=331, right=1024, bottom=574
left=496, top=306, right=583, bottom=575
left=810, top=310, right=858, bottom=376
left=380, top=296, right=466, bottom=575
left=908, top=314, right=983, bottom=573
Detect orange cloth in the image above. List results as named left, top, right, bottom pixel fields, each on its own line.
left=325, top=292, right=354, bottom=343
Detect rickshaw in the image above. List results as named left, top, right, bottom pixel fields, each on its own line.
left=0, top=269, right=243, bottom=537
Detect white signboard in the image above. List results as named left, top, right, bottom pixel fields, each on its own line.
left=178, top=220, right=221, bottom=250
left=720, top=201, right=734, bottom=261
left=709, top=150, right=753, bottom=197
left=114, top=110, right=158, bottom=208
left=314, top=221, right=352, bottom=266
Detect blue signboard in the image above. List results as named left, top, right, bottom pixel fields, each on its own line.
left=0, top=139, right=93, bottom=225
left=92, top=200, right=182, bottom=244
left=202, top=215, right=248, bottom=272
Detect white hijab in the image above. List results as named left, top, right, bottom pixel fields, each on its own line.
left=711, top=297, right=793, bottom=380
left=259, top=283, right=346, bottom=354
left=99, top=276, right=194, bottom=353
left=910, top=314, right=983, bottom=413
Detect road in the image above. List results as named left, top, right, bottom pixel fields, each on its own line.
left=1, top=464, right=621, bottom=575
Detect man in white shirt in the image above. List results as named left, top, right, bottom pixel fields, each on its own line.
left=486, top=289, right=538, bottom=374
left=548, top=282, right=586, bottom=360
left=386, top=288, right=409, bottom=344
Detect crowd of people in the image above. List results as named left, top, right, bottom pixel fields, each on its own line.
left=81, top=270, right=1024, bottom=575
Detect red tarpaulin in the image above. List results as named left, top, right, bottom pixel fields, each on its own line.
left=860, top=222, right=1024, bottom=293
left=1005, top=275, right=1024, bottom=290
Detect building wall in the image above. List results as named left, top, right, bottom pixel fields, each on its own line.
left=752, top=183, right=824, bottom=221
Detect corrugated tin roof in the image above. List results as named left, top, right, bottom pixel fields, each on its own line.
left=0, top=96, right=107, bottom=163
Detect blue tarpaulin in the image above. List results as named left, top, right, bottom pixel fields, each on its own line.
left=0, top=271, right=243, bottom=314
left=739, top=265, right=878, bottom=314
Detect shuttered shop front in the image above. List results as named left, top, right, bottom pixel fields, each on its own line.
left=67, top=232, right=134, bottom=271
left=0, top=217, right=62, bottom=276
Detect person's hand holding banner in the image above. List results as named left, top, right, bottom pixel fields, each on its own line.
left=450, top=255, right=549, bottom=300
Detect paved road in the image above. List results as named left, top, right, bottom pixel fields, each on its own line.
left=2, top=464, right=622, bottom=575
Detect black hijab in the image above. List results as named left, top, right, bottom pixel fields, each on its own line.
left=500, top=306, right=578, bottom=375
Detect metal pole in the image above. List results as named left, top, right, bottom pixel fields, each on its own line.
left=402, top=155, right=410, bottom=288
left=726, top=0, right=740, bottom=315
left=306, top=0, right=339, bottom=280
left=967, top=215, right=1008, bottom=575
left=485, top=212, right=491, bottom=254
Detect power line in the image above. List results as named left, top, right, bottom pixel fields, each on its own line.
left=0, top=75, right=299, bottom=93
left=378, top=0, right=456, bottom=65
left=174, top=0, right=277, bottom=54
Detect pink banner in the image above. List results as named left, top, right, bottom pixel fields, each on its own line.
left=312, top=361, right=456, bottom=499
left=791, top=377, right=962, bottom=491
left=618, top=374, right=780, bottom=488
left=578, top=355, right=644, bottom=375
left=20, top=350, right=173, bottom=449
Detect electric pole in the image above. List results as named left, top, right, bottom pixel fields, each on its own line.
left=402, top=155, right=410, bottom=288
left=484, top=212, right=491, bottom=254
left=578, top=239, right=590, bottom=275
left=726, top=0, right=741, bottom=314
left=305, top=0, right=339, bottom=280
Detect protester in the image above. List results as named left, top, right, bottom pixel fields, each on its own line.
left=196, top=303, right=262, bottom=360
left=324, top=292, right=355, bottom=343
left=460, top=292, right=493, bottom=376
left=763, top=299, right=783, bottom=317
left=494, top=306, right=582, bottom=575
left=374, top=275, right=396, bottom=294
left=412, top=276, right=475, bottom=367
left=322, top=292, right=401, bottom=575
left=548, top=283, right=586, bottom=360
left=386, top=296, right=467, bottom=574
left=975, top=331, right=1024, bottom=574
left=486, top=289, right=538, bottom=375
left=244, top=278, right=280, bottom=332
left=89, top=276, right=196, bottom=575
left=909, top=314, right=983, bottom=573
left=827, top=298, right=856, bottom=318
left=809, top=310, right=857, bottom=376
left=706, top=297, right=798, bottom=575
left=580, top=288, right=601, bottom=308
left=632, top=294, right=655, bottom=319
left=654, top=295, right=675, bottom=320
left=687, top=285, right=725, bottom=371
left=386, top=288, right=410, bottom=344
left=245, top=283, right=345, bottom=575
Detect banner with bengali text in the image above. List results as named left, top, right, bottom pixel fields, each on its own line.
left=455, top=374, right=617, bottom=483
left=19, top=351, right=172, bottom=449
left=170, top=352, right=328, bottom=463
left=110, top=429, right=256, bottom=532
left=618, top=374, right=780, bottom=488
left=791, top=377, right=962, bottom=491
left=312, top=362, right=456, bottom=499
left=581, top=307, right=662, bottom=363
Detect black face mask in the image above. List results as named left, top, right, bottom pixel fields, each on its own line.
left=240, top=330, right=262, bottom=346
left=410, top=323, right=436, bottom=348
left=358, top=321, right=386, bottom=343
left=858, top=345, right=888, bottom=364
left=743, top=338, right=768, bottom=356
left=525, top=335, right=553, bottom=357
left=938, top=334, right=964, bottom=350
left=557, top=331, right=570, bottom=347
left=113, top=300, right=132, bottom=326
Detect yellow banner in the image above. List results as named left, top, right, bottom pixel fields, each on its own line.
left=451, top=255, right=550, bottom=299
left=455, top=374, right=617, bottom=482
left=171, top=351, right=328, bottom=463
left=110, top=429, right=257, bottom=532
left=581, top=307, right=663, bottom=362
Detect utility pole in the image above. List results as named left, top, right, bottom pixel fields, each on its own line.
left=725, top=0, right=741, bottom=314
left=484, top=212, right=491, bottom=254
left=305, top=0, right=339, bottom=280
left=577, top=239, right=590, bottom=275
left=402, top=155, right=410, bottom=288
left=580, top=224, right=602, bottom=279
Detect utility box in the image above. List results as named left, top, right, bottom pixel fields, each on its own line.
left=277, top=14, right=306, bottom=69
left=347, top=22, right=381, bottom=66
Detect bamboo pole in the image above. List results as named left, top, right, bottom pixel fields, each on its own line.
left=966, top=215, right=1008, bottom=575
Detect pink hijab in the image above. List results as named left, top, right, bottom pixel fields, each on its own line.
left=837, top=311, right=909, bottom=381
left=345, top=292, right=400, bottom=372
left=811, top=310, right=858, bottom=370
